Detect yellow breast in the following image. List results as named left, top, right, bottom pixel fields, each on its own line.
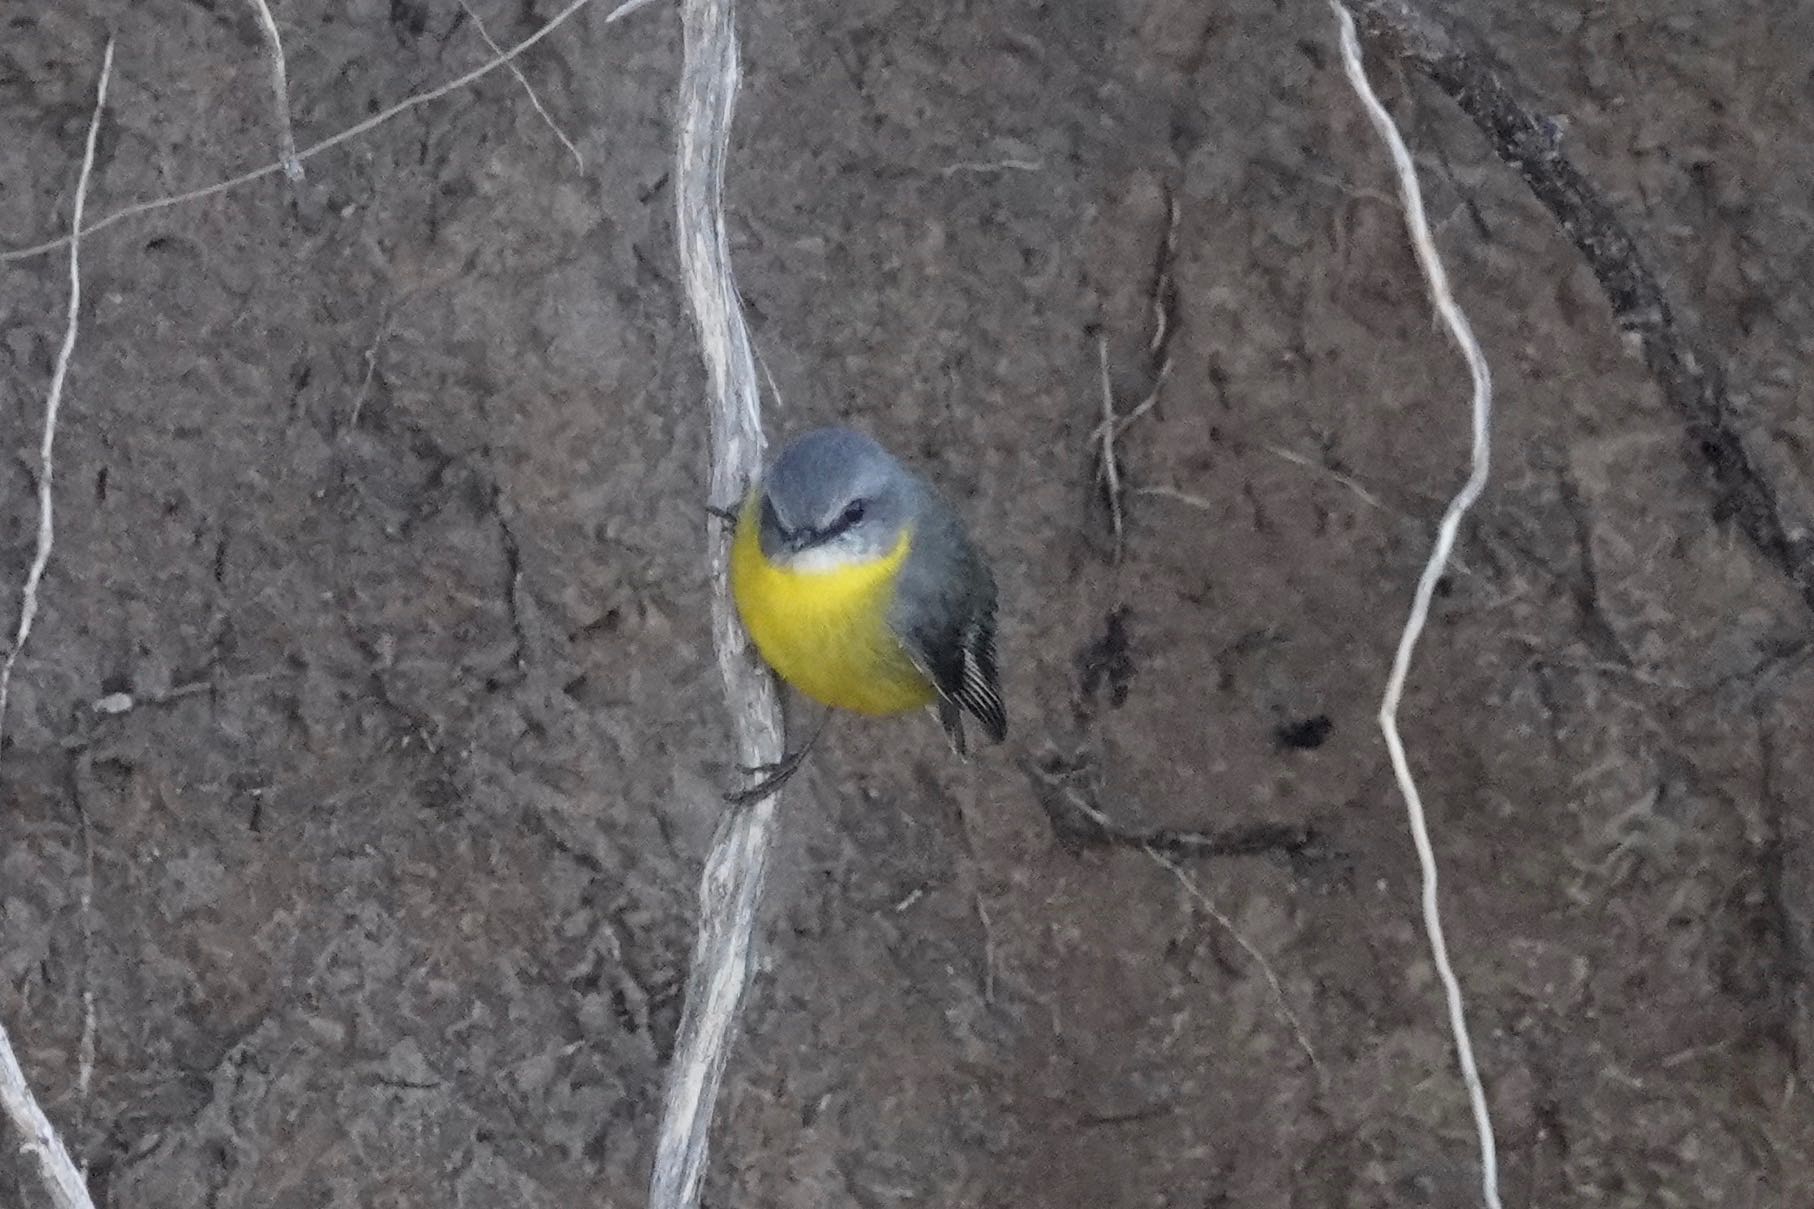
left=730, top=500, right=935, bottom=716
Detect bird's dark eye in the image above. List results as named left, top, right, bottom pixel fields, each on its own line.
left=840, top=499, right=868, bottom=527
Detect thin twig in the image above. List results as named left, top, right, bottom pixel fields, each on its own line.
left=1153, top=856, right=1323, bottom=1083
left=649, top=0, right=787, bottom=1204
left=939, top=158, right=1043, bottom=176
left=1129, top=483, right=1217, bottom=513
left=1061, top=794, right=1322, bottom=1081
left=1090, top=191, right=1179, bottom=449
left=246, top=0, right=303, bottom=182
left=1121, top=184, right=1181, bottom=436
left=1146, top=189, right=1180, bottom=361
left=1089, top=190, right=1179, bottom=554
left=1042, top=792, right=1317, bottom=862
left=0, top=42, right=114, bottom=1209
left=344, top=302, right=395, bottom=435
left=0, top=0, right=657, bottom=264
left=1332, top=6, right=1502, bottom=1208
left=1094, top=332, right=1126, bottom=559
left=1259, top=443, right=1389, bottom=512
left=459, top=0, right=585, bottom=171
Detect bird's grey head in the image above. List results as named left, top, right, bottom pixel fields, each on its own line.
left=757, top=427, right=919, bottom=570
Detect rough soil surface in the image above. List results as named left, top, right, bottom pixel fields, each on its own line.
left=3, top=0, right=1812, bottom=1205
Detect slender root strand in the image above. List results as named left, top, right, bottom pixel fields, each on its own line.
left=1332, top=4, right=1503, bottom=1207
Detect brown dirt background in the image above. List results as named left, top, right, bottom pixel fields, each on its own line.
left=3, top=0, right=1813, bottom=1205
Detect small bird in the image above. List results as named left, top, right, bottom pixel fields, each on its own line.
left=729, top=426, right=1006, bottom=791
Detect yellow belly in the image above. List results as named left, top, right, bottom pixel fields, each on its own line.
left=730, top=502, right=935, bottom=716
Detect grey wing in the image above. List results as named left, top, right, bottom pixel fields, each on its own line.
left=891, top=496, right=1007, bottom=750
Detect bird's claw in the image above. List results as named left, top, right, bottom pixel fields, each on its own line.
left=724, top=748, right=808, bottom=806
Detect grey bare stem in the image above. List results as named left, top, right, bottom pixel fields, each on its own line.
left=648, top=0, right=787, bottom=1206
left=0, top=37, right=115, bottom=1209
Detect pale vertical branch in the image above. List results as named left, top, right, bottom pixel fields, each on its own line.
left=0, top=39, right=111, bottom=762
left=0, top=40, right=114, bottom=1209
left=73, top=783, right=97, bottom=1149
left=246, top=0, right=303, bottom=181
left=1330, top=5, right=1504, bottom=1208
left=649, top=0, right=787, bottom=1204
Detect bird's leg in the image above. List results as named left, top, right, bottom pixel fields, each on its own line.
left=725, top=709, right=834, bottom=806
left=724, top=748, right=808, bottom=807
left=705, top=502, right=739, bottom=525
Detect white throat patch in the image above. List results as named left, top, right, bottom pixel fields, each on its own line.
left=778, top=543, right=872, bottom=575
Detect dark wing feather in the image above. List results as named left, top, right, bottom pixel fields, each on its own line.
left=921, top=613, right=1008, bottom=755
left=911, top=606, right=1005, bottom=754
left=954, top=611, right=1007, bottom=743
left=888, top=487, right=1007, bottom=754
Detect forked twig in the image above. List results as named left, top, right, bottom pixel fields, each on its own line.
left=1090, top=190, right=1180, bottom=555
left=1331, top=5, right=1503, bottom=1207
left=459, top=0, right=586, bottom=171
left=0, top=39, right=115, bottom=1209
